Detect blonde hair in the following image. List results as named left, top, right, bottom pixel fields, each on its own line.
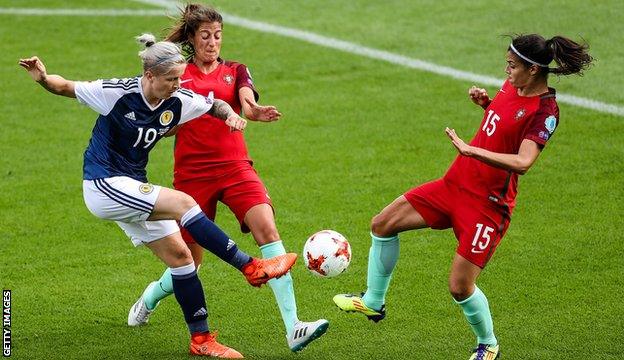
left=136, top=33, right=186, bottom=75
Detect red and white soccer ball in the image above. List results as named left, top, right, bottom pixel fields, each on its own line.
left=303, top=230, right=352, bottom=278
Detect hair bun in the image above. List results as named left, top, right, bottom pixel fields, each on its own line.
left=136, top=33, right=157, bottom=48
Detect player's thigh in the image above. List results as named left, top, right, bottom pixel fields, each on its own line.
left=175, top=180, right=220, bottom=245
left=149, top=187, right=197, bottom=221
left=221, top=166, right=274, bottom=235
left=371, top=195, right=429, bottom=236
left=452, top=200, right=510, bottom=269
left=175, top=179, right=220, bottom=220
left=145, top=231, right=193, bottom=268
left=83, top=177, right=159, bottom=222
left=115, top=219, right=181, bottom=247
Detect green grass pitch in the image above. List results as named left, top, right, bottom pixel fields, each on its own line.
left=1, top=0, right=623, bottom=359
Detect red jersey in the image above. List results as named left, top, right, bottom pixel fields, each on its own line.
left=173, top=60, right=258, bottom=182
left=444, top=80, right=559, bottom=211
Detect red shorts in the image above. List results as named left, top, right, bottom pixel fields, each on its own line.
left=404, top=179, right=510, bottom=268
left=174, top=161, right=273, bottom=243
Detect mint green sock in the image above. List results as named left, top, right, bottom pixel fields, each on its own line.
left=143, top=267, right=173, bottom=310
left=362, top=233, right=399, bottom=311
left=455, top=286, right=497, bottom=346
left=260, top=241, right=298, bottom=336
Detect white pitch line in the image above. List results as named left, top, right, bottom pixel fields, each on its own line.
left=0, top=7, right=165, bottom=16
left=133, top=0, right=624, bottom=118
left=5, top=3, right=623, bottom=117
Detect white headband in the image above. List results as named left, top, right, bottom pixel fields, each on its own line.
left=510, top=43, right=549, bottom=67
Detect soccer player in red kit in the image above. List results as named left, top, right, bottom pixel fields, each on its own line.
left=334, top=34, right=593, bottom=359
left=128, top=3, right=328, bottom=353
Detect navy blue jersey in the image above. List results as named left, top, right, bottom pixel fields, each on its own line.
left=75, top=77, right=214, bottom=182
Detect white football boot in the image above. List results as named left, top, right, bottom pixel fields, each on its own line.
left=287, top=319, right=329, bottom=352
left=127, top=282, right=158, bottom=326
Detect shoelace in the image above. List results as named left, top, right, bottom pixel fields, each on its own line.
left=473, top=344, right=488, bottom=360
left=135, top=301, right=150, bottom=323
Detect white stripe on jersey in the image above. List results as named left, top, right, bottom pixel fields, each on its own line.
left=75, top=76, right=214, bottom=122
left=75, top=77, right=141, bottom=116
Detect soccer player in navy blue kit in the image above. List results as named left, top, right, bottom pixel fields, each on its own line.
left=19, top=33, right=297, bottom=358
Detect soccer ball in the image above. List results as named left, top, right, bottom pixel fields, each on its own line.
left=303, top=230, right=352, bottom=277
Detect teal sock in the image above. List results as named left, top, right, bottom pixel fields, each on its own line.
left=362, top=233, right=399, bottom=310
left=143, top=267, right=174, bottom=310
left=260, top=241, right=298, bottom=336
left=455, top=286, right=497, bottom=346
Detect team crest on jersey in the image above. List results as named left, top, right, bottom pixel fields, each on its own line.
left=139, top=183, right=154, bottom=195
left=514, top=108, right=526, bottom=120
left=159, top=110, right=174, bottom=126
left=223, top=74, right=234, bottom=85
left=544, top=115, right=557, bottom=134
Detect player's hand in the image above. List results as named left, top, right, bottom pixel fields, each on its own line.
left=468, top=86, right=489, bottom=107
left=244, top=97, right=281, bottom=122
left=445, top=127, right=473, bottom=156
left=19, top=56, right=47, bottom=83
left=225, top=115, right=247, bottom=131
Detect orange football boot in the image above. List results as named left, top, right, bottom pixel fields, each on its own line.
left=190, top=332, right=243, bottom=358
left=242, top=253, right=297, bottom=287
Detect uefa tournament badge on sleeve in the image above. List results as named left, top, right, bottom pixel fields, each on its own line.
left=544, top=115, right=557, bottom=134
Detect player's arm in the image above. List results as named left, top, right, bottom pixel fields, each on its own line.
left=207, top=99, right=247, bottom=130
left=19, top=56, right=76, bottom=98
left=239, top=87, right=281, bottom=122
left=469, top=86, right=491, bottom=110
left=445, top=128, right=541, bottom=175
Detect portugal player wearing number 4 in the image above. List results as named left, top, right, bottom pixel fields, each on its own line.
left=333, top=34, right=593, bottom=359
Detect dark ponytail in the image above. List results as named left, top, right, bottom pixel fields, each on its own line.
left=510, top=34, right=593, bottom=77
left=547, top=36, right=593, bottom=76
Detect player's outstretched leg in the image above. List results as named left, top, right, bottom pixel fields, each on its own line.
left=260, top=241, right=329, bottom=351
left=180, top=205, right=297, bottom=287
left=129, top=251, right=298, bottom=326
left=334, top=233, right=398, bottom=322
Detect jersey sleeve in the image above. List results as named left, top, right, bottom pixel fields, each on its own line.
left=235, top=64, right=259, bottom=101
left=178, top=89, right=215, bottom=124
left=524, top=100, right=559, bottom=147
left=75, top=78, right=134, bottom=116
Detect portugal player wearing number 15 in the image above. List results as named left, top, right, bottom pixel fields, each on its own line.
left=333, top=33, right=593, bottom=359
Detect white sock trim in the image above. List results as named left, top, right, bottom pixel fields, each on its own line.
left=180, top=205, right=202, bottom=227
left=170, top=262, right=196, bottom=276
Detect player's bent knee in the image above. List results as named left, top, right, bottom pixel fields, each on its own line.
left=176, top=191, right=198, bottom=212
left=169, top=246, right=193, bottom=266
left=448, top=280, right=473, bottom=301
left=370, top=213, right=394, bottom=237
